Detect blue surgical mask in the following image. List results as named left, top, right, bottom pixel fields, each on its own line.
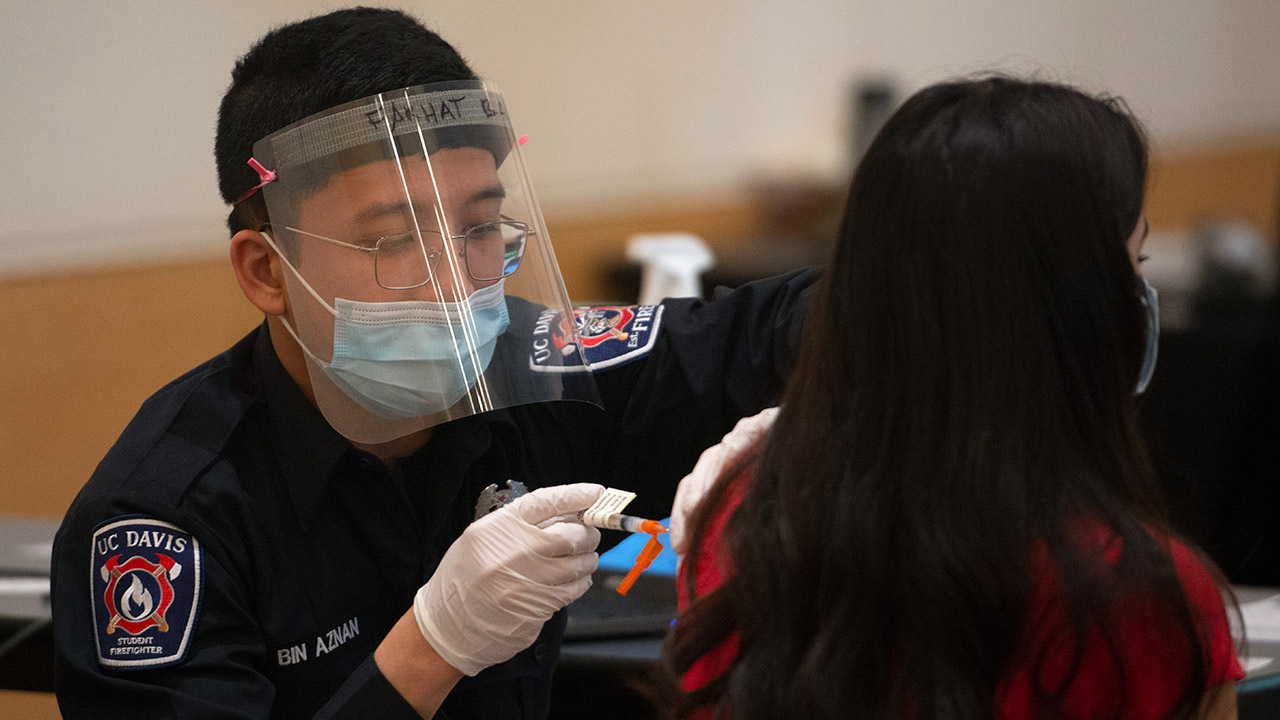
left=274, top=249, right=511, bottom=418
left=320, top=283, right=510, bottom=418
left=1136, top=276, right=1159, bottom=395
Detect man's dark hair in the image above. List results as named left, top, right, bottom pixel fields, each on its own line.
left=215, top=7, right=477, bottom=234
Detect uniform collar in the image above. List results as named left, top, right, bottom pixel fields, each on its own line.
left=250, top=322, right=520, bottom=528
left=394, top=412, right=497, bottom=532
left=253, top=324, right=351, bottom=527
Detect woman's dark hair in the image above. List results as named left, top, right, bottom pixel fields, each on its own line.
left=663, top=76, right=1221, bottom=719
left=215, top=7, right=477, bottom=234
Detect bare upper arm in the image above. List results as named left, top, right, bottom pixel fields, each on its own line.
left=1199, top=682, right=1238, bottom=720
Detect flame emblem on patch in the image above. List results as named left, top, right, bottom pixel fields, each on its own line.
left=99, top=553, right=182, bottom=635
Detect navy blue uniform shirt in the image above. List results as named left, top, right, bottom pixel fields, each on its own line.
left=51, top=269, right=815, bottom=719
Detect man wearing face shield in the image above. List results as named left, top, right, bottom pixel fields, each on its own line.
left=50, top=8, right=815, bottom=720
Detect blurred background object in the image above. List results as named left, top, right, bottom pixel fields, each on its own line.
left=626, top=234, right=715, bottom=306
left=1194, top=218, right=1275, bottom=316
left=851, top=76, right=899, bottom=164
left=1135, top=141, right=1280, bottom=587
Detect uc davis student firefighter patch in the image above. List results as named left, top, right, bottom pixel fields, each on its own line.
left=91, top=517, right=202, bottom=669
left=529, top=304, right=664, bottom=372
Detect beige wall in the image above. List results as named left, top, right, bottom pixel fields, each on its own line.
left=4, top=1, right=1280, bottom=279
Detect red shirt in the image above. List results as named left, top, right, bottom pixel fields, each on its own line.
left=678, top=473, right=1243, bottom=719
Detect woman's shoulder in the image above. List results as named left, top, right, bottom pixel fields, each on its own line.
left=1029, top=522, right=1234, bottom=639
left=1068, top=522, right=1228, bottom=604
left=672, top=406, right=778, bottom=558
left=1158, top=532, right=1231, bottom=612
left=1002, top=523, right=1242, bottom=719
left=684, top=466, right=752, bottom=602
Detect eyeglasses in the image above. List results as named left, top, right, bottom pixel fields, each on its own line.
left=265, top=217, right=531, bottom=289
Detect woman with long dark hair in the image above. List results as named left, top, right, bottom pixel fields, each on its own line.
left=662, top=77, right=1243, bottom=720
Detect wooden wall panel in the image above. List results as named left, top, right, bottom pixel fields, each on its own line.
left=0, top=194, right=776, bottom=521
left=1146, top=140, right=1280, bottom=242
left=0, top=691, right=60, bottom=719
left=0, top=257, right=263, bottom=518
left=3, top=143, right=1277, bottom=522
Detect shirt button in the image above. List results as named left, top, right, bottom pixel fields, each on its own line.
left=533, top=643, right=547, bottom=662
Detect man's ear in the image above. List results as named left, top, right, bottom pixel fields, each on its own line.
left=230, top=229, right=287, bottom=316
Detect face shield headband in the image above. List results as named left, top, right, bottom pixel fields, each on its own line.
left=244, top=80, right=600, bottom=443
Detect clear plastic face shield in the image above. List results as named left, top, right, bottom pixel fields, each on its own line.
left=250, top=80, right=600, bottom=443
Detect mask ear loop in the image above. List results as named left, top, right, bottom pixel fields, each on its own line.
left=259, top=230, right=338, bottom=317
left=255, top=229, right=341, bottom=373
left=233, top=158, right=278, bottom=205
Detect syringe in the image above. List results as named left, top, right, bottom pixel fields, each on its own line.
left=576, top=509, right=668, bottom=596
left=579, top=512, right=667, bottom=535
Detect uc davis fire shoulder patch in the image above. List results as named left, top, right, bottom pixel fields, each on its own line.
left=91, top=517, right=202, bottom=669
left=529, top=304, right=664, bottom=372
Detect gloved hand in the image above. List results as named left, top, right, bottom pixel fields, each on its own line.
left=413, top=483, right=603, bottom=676
left=669, top=407, right=779, bottom=556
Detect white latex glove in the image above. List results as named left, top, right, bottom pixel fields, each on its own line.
left=413, top=483, right=603, bottom=676
left=669, top=407, right=779, bottom=556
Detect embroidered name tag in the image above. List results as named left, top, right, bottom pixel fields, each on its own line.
left=91, top=517, right=202, bottom=669
left=529, top=304, right=664, bottom=372
left=276, top=616, right=362, bottom=666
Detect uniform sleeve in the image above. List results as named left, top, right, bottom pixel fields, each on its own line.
left=583, top=268, right=817, bottom=521
left=51, top=499, right=419, bottom=720
left=311, top=655, right=422, bottom=720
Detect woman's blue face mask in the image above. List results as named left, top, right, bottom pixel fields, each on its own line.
left=1136, top=276, right=1159, bottom=395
